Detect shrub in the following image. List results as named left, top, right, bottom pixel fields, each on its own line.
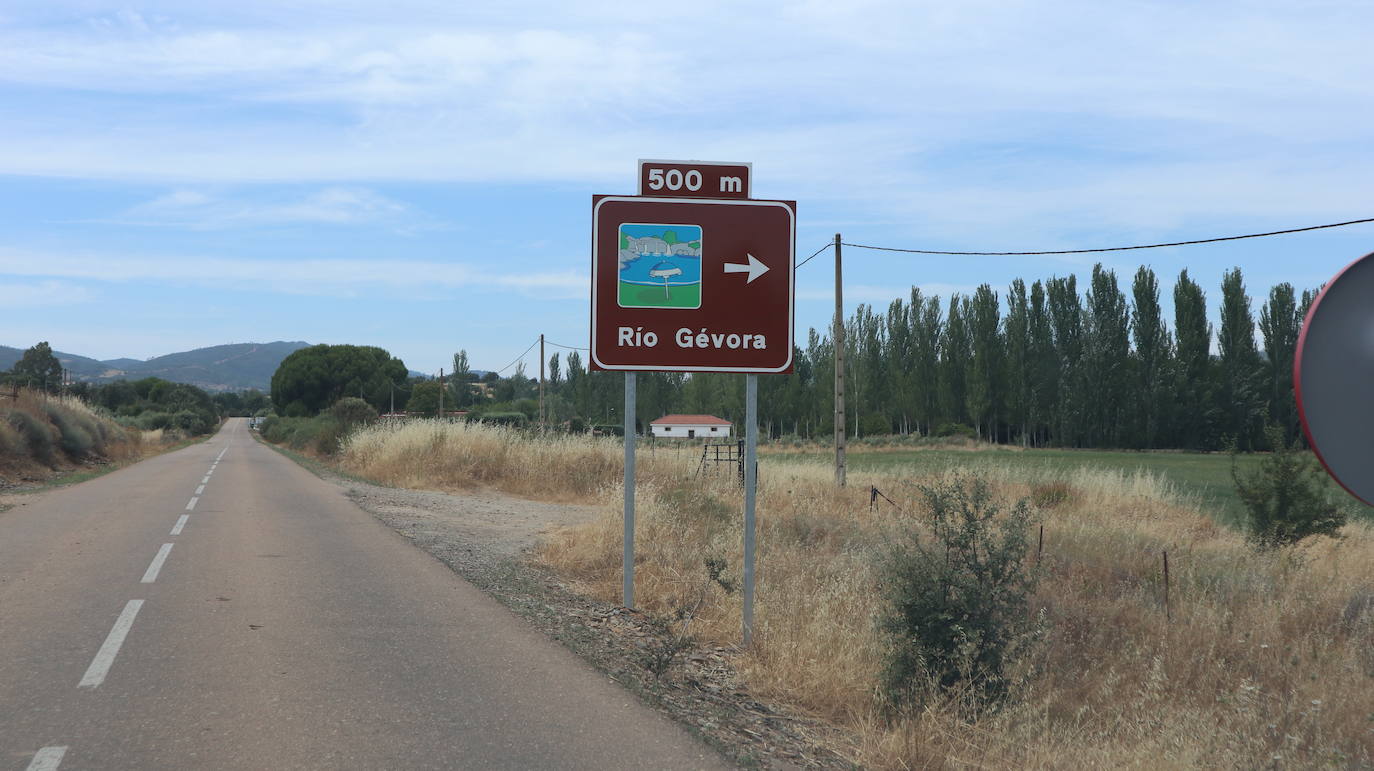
left=934, top=422, right=976, bottom=439
left=480, top=411, right=528, bottom=427
left=43, top=403, right=97, bottom=457
left=1232, top=424, right=1346, bottom=548
left=172, top=410, right=211, bottom=435
left=859, top=413, right=891, bottom=436
left=4, top=408, right=58, bottom=466
left=878, top=473, right=1038, bottom=712
left=137, top=412, right=174, bottom=431
left=0, top=420, right=23, bottom=456
left=328, top=397, right=378, bottom=428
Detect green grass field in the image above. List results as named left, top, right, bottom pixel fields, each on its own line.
left=618, top=281, right=700, bottom=308
left=764, top=444, right=1374, bottom=528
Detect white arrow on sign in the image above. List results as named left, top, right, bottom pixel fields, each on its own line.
left=722, top=253, right=770, bottom=284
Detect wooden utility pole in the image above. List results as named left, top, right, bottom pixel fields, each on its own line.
left=539, top=334, right=546, bottom=430
left=833, top=233, right=847, bottom=486
left=438, top=368, right=444, bottom=420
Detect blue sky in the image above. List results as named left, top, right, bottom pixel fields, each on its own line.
left=3, top=1, right=1373, bottom=375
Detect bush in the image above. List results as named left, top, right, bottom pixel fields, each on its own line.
left=1232, top=424, right=1346, bottom=548
left=260, top=414, right=345, bottom=455
left=328, top=397, right=378, bottom=428
left=879, top=473, right=1038, bottom=712
left=43, top=403, right=97, bottom=457
left=137, top=412, right=174, bottom=431
left=859, top=413, right=892, bottom=436
left=172, top=410, right=212, bottom=435
left=934, top=422, right=976, bottom=439
left=480, top=411, right=528, bottom=427
left=4, top=408, right=58, bottom=466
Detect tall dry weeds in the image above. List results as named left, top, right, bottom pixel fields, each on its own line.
left=341, top=424, right=1374, bottom=767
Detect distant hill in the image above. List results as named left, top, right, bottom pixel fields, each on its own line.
left=0, top=341, right=313, bottom=392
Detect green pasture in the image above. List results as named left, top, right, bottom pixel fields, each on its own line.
left=764, top=445, right=1373, bottom=529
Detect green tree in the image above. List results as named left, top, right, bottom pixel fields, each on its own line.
left=1130, top=266, right=1171, bottom=448
left=1218, top=268, right=1265, bottom=450
left=10, top=341, right=63, bottom=390
left=1047, top=276, right=1084, bottom=446
left=940, top=295, right=970, bottom=428
left=1004, top=280, right=1031, bottom=446
left=407, top=380, right=442, bottom=417
left=270, top=344, right=408, bottom=417
left=964, top=284, right=1003, bottom=442
left=1259, top=283, right=1301, bottom=445
left=1083, top=265, right=1129, bottom=446
left=1172, top=270, right=1216, bottom=449
left=1027, top=281, right=1054, bottom=447
left=911, top=292, right=943, bottom=438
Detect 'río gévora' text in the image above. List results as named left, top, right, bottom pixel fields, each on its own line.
left=617, top=327, right=767, bottom=350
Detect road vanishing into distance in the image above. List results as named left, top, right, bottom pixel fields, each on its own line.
left=1, top=419, right=728, bottom=770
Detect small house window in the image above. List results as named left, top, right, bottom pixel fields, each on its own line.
left=710, top=426, right=718, bottom=432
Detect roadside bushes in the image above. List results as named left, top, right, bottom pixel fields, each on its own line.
left=4, top=407, right=58, bottom=466
left=0, top=391, right=134, bottom=470
left=260, top=413, right=346, bottom=455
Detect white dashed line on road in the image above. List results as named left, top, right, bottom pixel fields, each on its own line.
left=78, top=600, right=143, bottom=688
left=195, top=485, right=205, bottom=495
left=170, top=514, right=189, bottom=536
left=186, top=497, right=198, bottom=511
left=201, top=475, right=210, bottom=484
left=25, top=746, right=68, bottom=771
left=141, top=544, right=174, bottom=583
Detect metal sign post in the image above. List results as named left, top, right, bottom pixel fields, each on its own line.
left=623, top=372, right=637, bottom=607
left=743, top=374, right=758, bottom=644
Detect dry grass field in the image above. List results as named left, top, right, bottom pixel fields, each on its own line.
left=342, top=420, right=1374, bottom=768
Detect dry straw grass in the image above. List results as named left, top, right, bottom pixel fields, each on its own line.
left=340, top=423, right=1374, bottom=768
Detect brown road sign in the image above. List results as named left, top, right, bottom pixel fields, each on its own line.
left=591, top=195, right=795, bottom=373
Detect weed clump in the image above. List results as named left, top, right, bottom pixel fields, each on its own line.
left=878, top=473, right=1039, bottom=712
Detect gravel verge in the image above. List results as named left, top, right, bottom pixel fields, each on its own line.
left=321, top=472, right=860, bottom=770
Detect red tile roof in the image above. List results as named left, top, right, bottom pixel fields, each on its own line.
left=651, top=414, right=732, bottom=426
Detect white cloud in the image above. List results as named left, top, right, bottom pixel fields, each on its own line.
left=0, top=247, right=586, bottom=299
left=104, top=187, right=415, bottom=229
left=0, top=279, right=95, bottom=308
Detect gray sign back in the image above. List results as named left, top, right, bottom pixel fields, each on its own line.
left=1296, top=250, right=1374, bottom=505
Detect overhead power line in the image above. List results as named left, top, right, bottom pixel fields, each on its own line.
left=795, top=242, right=833, bottom=269
left=838, top=216, right=1374, bottom=257
left=545, top=340, right=589, bottom=352
left=494, top=338, right=540, bottom=375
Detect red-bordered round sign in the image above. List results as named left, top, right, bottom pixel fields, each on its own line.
left=1295, top=250, right=1374, bottom=506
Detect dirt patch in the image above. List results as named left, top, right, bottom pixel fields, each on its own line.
left=323, top=473, right=857, bottom=769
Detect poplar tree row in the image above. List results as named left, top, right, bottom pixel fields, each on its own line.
left=534, top=264, right=1316, bottom=451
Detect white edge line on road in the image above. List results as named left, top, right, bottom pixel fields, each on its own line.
left=26, top=746, right=68, bottom=771
left=195, top=484, right=205, bottom=495
left=141, top=543, right=174, bottom=583
left=78, top=600, right=144, bottom=688
left=186, top=497, right=198, bottom=511
left=170, top=514, right=189, bottom=536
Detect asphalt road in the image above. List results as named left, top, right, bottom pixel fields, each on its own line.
left=0, top=418, right=729, bottom=770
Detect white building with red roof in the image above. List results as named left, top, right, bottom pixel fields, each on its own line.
left=650, top=414, right=733, bottom=439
